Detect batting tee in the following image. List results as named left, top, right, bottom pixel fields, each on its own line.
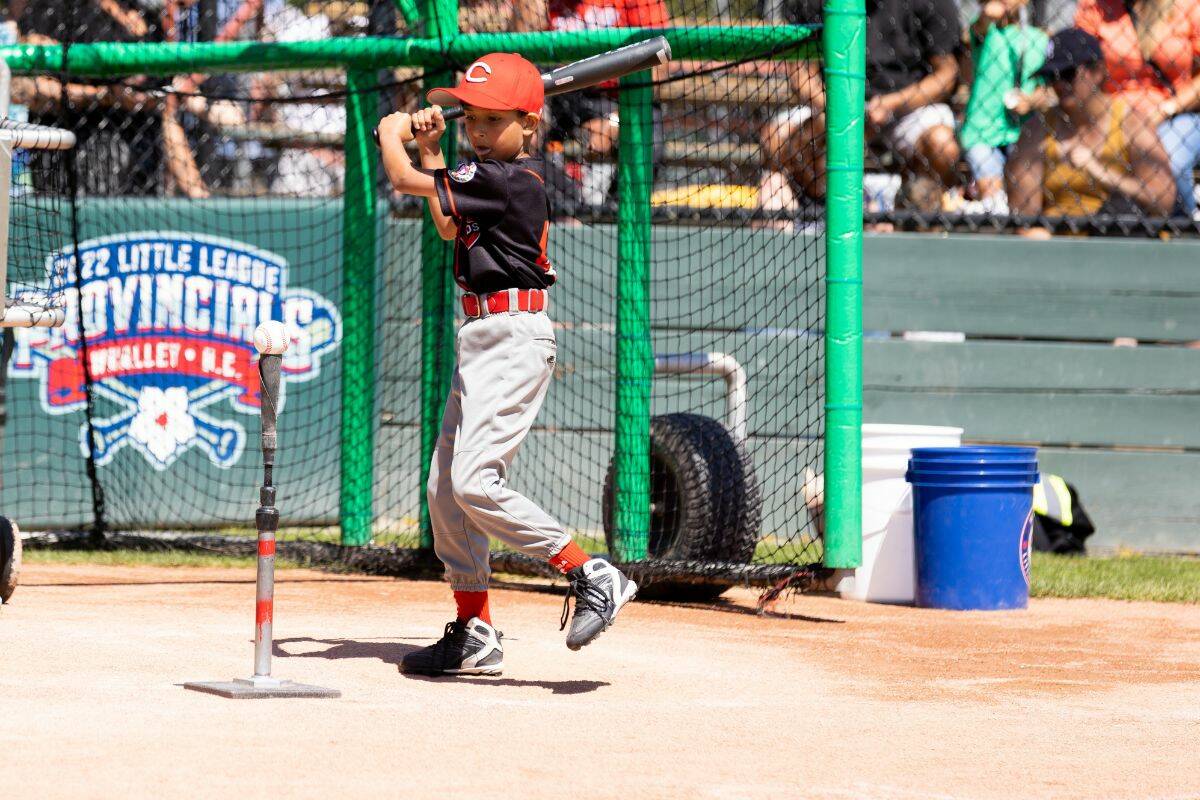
left=0, top=0, right=865, bottom=596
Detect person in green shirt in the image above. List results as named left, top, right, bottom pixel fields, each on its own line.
left=960, top=0, right=1054, bottom=212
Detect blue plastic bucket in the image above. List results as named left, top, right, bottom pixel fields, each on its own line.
left=906, top=446, right=1038, bottom=610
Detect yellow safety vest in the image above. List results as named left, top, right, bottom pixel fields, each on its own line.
left=1032, top=474, right=1073, bottom=528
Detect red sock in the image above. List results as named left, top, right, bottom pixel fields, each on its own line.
left=549, top=540, right=591, bottom=574
left=454, top=590, right=491, bottom=625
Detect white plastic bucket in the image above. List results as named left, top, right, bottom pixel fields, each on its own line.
left=840, top=423, right=964, bottom=604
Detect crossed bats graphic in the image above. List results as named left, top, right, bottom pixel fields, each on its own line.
left=89, top=379, right=245, bottom=466
left=34, top=339, right=250, bottom=466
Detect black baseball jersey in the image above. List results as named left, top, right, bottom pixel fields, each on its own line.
left=433, top=157, right=556, bottom=294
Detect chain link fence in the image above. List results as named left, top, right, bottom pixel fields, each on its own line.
left=2, top=3, right=840, bottom=599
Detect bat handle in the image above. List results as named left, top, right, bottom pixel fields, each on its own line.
left=372, top=105, right=465, bottom=149
left=258, top=354, right=282, bottom=476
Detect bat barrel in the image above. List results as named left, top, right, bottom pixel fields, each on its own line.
left=542, top=35, right=671, bottom=97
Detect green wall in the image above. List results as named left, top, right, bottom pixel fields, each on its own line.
left=861, top=233, right=1200, bottom=552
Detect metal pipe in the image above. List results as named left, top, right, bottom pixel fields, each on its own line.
left=0, top=140, right=9, bottom=312
left=0, top=59, right=10, bottom=118
left=0, top=115, right=76, bottom=329
left=1, top=300, right=67, bottom=328
left=654, top=352, right=748, bottom=443
left=0, top=122, right=78, bottom=150
left=612, top=71, right=655, bottom=563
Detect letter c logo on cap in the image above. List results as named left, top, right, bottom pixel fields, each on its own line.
left=465, top=62, right=492, bottom=83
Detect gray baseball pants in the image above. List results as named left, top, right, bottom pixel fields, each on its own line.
left=427, top=309, right=571, bottom=592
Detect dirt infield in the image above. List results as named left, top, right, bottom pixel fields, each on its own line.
left=2, top=564, right=1199, bottom=800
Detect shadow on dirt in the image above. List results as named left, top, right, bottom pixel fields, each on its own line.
left=402, top=674, right=609, bottom=694
left=274, top=637, right=421, bottom=667
left=273, top=637, right=610, bottom=694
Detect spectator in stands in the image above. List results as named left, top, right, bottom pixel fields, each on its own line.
left=1033, top=0, right=1080, bottom=31
left=461, top=0, right=546, bottom=31
left=1075, top=0, right=1200, bottom=218
left=1006, top=28, right=1174, bottom=235
left=960, top=0, right=1054, bottom=213
left=759, top=0, right=962, bottom=214
left=10, top=0, right=209, bottom=198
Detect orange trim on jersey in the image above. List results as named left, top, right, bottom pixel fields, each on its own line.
left=536, top=221, right=553, bottom=273
left=442, top=173, right=459, bottom=217
left=520, top=168, right=545, bottom=185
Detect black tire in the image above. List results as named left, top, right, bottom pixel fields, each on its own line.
left=1, top=517, right=20, bottom=605
left=602, top=413, right=762, bottom=601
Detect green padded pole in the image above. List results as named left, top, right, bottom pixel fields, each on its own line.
left=340, top=69, right=379, bottom=546
left=822, top=0, right=865, bottom=569
left=417, top=0, right=458, bottom=550
left=612, top=72, right=654, bottom=562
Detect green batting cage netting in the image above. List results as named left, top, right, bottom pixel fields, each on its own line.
left=0, top=0, right=864, bottom=600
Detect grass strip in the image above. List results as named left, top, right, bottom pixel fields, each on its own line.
left=26, top=546, right=1200, bottom=604
left=1032, top=552, right=1200, bottom=603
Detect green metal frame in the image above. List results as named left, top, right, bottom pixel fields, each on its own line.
left=416, top=0, right=459, bottom=550
left=1, top=19, right=862, bottom=567
left=611, top=72, right=654, bottom=562
left=339, top=69, right=379, bottom=546
left=0, top=29, right=818, bottom=75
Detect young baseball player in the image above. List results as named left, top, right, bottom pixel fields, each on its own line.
left=378, top=53, right=637, bottom=676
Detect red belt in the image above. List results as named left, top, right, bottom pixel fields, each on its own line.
left=462, top=289, right=548, bottom=318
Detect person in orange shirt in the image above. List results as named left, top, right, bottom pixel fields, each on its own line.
left=546, top=0, right=669, bottom=155
left=1076, top=0, right=1200, bottom=216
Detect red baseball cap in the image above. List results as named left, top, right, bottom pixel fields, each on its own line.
left=427, top=53, right=544, bottom=114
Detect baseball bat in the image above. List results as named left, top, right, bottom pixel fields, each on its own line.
left=372, top=35, right=672, bottom=147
